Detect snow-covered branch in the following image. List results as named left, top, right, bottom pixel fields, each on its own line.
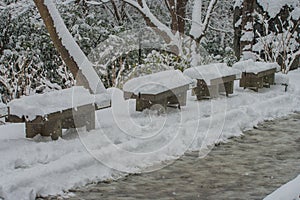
left=190, top=0, right=217, bottom=42
left=36, top=0, right=107, bottom=94
left=252, top=11, right=299, bottom=73
left=123, top=0, right=175, bottom=43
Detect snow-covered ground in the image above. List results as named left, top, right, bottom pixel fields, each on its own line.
left=0, top=69, right=300, bottom=200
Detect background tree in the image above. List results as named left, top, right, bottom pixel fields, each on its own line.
left=33, top=0, right=107, bottom=93
left=122, top=0, right=218, bottom=66
left=234, top=0, right=300, bottom=72
left=0, top=0, right=72, bottom=103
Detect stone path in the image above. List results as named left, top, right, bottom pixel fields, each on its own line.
left=56, top=113, right=300, bottom=200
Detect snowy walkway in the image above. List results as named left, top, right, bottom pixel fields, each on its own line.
left=0, top=69, right=300, bottom=199
left=66, top=113, right=300, bottom=200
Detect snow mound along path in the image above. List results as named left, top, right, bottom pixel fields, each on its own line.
left=0, top=69, right=299, bottom=199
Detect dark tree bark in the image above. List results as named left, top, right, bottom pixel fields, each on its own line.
left=240, top=0, right=256, bottom=58
left=233, top=5, right=242, bottom=60
left=165, top=0, right=188, bottom=34
left=176, top=0, right=188, bottom=35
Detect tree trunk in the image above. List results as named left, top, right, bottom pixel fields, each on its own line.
left=233, top=5, right=242, bottom=60
left=240, top=0, right=256, bottom=59
left=33, top=0, right=92, bottom=91
left=137, top=0, right=172, bottom=44
left=168, top=0, right=188, bottom=34
left=176, top=0, right=188, bottom=35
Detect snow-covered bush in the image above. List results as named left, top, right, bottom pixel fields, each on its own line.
left=0, top=0, right=73, bottom=103
left=253, top=8, right=300, bottom=72
left=126, top=50, right=189, bottom=82
left=234, top=0, right=300, bottom=72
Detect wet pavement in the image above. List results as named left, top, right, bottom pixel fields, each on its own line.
left=53, top=113, right=300, bottom=200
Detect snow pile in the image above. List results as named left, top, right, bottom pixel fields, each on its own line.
left=232, top=59, right=281, bottom=74
left=264, top=174, right=300, bottom=200
left=0, top=69, right=300, bottom=199
left=8, top=87, right=94, bottom=120
left=123, top=70, right=191, bottom=95
left=183, top=63, right=241, bottom=85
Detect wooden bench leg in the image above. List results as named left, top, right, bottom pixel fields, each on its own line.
left=224, top=81, right=234, bottom=97
left=210, top=85, right=219, bottom=98
left=43, top=119, right=62, bottom=140
left=25, top=123, right=43, bottom=138
left=86, top=112, right=95, bottom=131
left=150, top=99, right=167, bottom=114
left=177, top=92, right=187, bottom=107
left=136, top=99, right=151, bottom=111
left=167, top=92, right=187, bottom=108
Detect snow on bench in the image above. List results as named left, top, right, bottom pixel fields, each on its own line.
left=183, top=63, right=241, bottom=99
left=123, top=70, right=191, bottom=111
left=7, top=86, right=110, bottom=140
left=232, top=60, right=280, bottom=91
left=123, top=70, right=191, bottom=95
left=9, top=87, right=92, bottom=120
left=232, top=59, right=281, bottom=74
left=183, top=63, right=241, bottom=85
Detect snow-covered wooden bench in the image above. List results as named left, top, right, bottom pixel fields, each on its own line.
left=233, top=60, right=280, bottom=92
left=183, top=63, right=241, bottom=100
left=6, top=87, right=110, bottom=140
left=123, top=70, right=190, bottom=112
